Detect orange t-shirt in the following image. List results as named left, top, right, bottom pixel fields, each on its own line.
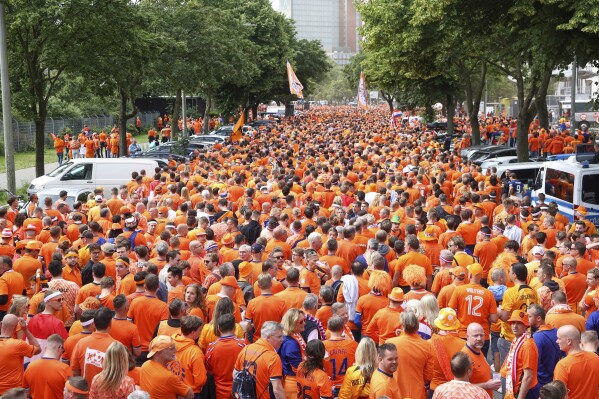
left=140, top=359, right=191, bottom=399
left=356, top=293, right=389, bottom=334
left=0, top=337, right=37, bottom=394
left=245, top=294, right=287, bottom=340
left=456, top=222, right=479, bottom=246
left=369, top=368, right=402, bottom=399
left=499, top=337, right=538, bottom=395
left=429, top=334, right=465, bottom=389
left=323, top=338, right=358, bottom=388
left=206, top=335, right=248, bottom=399
left=473, top=241, right=498, bottom=278
left=448, top=283, right=498, bottom=338
left=0, top=271, right=25, bottom=312
left=554, top=351, right=599, bottom=399
left=234, top=339, right=283, bottom=399
left=71, top=332, right=117, bottom=386
left=393, top=252, right=433, bottom=287
left=296, top=366, right=334, bottom=399
left=23, top=357, right=73, bottom=399
left=276, top=287, right=308, bottom=313
left=364, top=305, right=403, bottom=345
left=385, top=333, right=433, bottom=399
left=75, top=282, right=101, bottom=305
left=109, top=317, right=142, bottom=353
left=63, top=331, right=91, bottom=362
left=127, top=295, right=169, bottom=351
left=463, top=344, right=493, bottom=398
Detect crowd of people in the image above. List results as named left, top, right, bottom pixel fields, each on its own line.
left=49, top=114, right=227, bottom=164
left=0, top=106, right=598, bottom=399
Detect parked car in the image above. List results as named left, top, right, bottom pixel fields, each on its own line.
left=189, top=134, right=225, bottom=144
left=426, top=121, right=448, bottom=131
left=136, top=142, right=188, bottom=162
left=461, top=144, right=499, bottom=160
left=470, top=147, right=518, bottom=165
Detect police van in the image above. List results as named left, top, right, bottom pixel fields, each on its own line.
left=531, top=148, right=599, bottom=227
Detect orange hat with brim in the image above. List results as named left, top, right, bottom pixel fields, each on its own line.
left=507, top=310, right=530, bottom=327
left=388, top=287, right=404, bottom=302
left=147, top=335, right=175, bottom=358
left=25, top=240, right=42, bottom=250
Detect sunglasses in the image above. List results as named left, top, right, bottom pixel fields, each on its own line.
left=274, top=256, right=284, bottom=259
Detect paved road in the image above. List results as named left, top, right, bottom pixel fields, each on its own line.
left=0, top=161, right=59, bottom=192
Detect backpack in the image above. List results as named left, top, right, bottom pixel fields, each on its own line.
left=238, top=280, right=255, bottom=304
left=232, top=350, right=267, bottom=399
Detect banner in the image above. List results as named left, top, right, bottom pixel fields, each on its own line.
left=231, top=112, right=244, bottom=142
left=287, top=61, right=304, bottom=99
left=358, top=71, right=368, bottom=107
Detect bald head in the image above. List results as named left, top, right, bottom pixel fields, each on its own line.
left=331, top=265, right=343, bottom=279
left=1, top=314, right=18, bottom=333
left=557, top=325, right=582, bottom=353
left=558, top=325, right=580, bottom=340
left=466, top=322, right=485, bottom=350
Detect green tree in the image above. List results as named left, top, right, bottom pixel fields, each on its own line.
left=7, top=0, right=140, bottom=175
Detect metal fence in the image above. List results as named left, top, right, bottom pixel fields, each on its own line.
left=0, top=111, right=159, bottom=152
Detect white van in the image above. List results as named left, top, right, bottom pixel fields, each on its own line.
left=531, top=157, right=599, bottom=227
left=27, top=158, right=164, bottom=195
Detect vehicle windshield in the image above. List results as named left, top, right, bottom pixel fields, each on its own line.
left=48, top=162, right=73, bottom=177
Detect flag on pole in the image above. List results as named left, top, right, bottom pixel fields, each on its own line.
left=390, top=110, right=403, bottom=126
left=357, top=71, right=368, bottom=108
left=287, top=61, right=304, bottom=99
left=231, top=111, right=244, bottom=142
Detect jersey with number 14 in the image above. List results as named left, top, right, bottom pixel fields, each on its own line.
left=323, top=338, right=358, bottom=388
left=448, top=283, right=497, bottom=339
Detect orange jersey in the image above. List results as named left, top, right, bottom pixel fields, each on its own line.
left=323, top=338, right=358, bottom=388
left=448, top=283, right=498, bottom=338
left=127, top=295, right=169, bottom=351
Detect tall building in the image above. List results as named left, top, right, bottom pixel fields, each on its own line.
left=273, top=0, right=361, bottom=65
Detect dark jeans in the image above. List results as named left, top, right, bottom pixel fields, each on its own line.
left=136, top=351, right=149, bottom=367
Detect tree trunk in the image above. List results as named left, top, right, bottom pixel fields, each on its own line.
left=34, top=115, right=46, bottom=177
left=446, top=94, right=455, bottom=135
left=203, top=90, right=212, bottom=134
left=381, top=91, right=394, bottom=114
left=171, top=88, right=181, bottom=141
left=515, top=77, right=536, bottom=163
left=252, top=102, right=259, bottom=120
left=535, top=66, right=553, bottom=130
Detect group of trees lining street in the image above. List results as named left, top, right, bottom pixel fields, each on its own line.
left=5, top=0, right=331, bottom=174
left=353, top=0, right=599, bottom=161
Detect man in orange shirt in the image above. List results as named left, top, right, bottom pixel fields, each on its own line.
left=0, top=314, right=41, bottom=395
left=448, top=263, right=498, bottom=354
left=23, top=333, right=72, bottom=399
left=245, top=273, right=287, bottom=341
left=386, top=311, right=433, bottom=399
left=324, top=315, right=358, bottom=395
left=206, top=314, right=248, bottom=399
left=276, top=268, right=308, bottom=312
left=141, top=335, right=194, bottom=399
left=234, top=321, right=286, bottom=399
left=463, top=323, right=501, bottom=398
left=169, top=315, right=207, bottom=396
left=71, top=307, right=117, bottom=387
left=127, top=274, right=169, bottom=363
left=561, top=255, right=587, bottom=314
left=392, top=235, right=433, bottom=291
left=554, top=325, right=599, bottom=399
left=545, top=291, right=586, bottom=333
left=364, top=287, right=404, bottom=344
left=500, top=310, right=539, bottom=399
left=110, top=294, right=142, bottom=357
left=370, top=343, right=401, bottom=399
left=13, top=240, right=42, bottom=296
left=0, top=256, right=25, bottom=319
left=473, top=226, right=498, bottom=286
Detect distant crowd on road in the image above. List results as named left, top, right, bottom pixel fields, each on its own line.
left=0, top=106, right=597, bottom=399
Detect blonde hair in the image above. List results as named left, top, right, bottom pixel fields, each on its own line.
left=96, top=341, right=129, bottom=394
left=8, top=295, right=29, bottom=317
left=281, top=308, right=304, bottom=335
left=420, top=294, right=440, bottom=328
left=355, top=337, right=377, bottom=381
left=405, top=299, right=423, bottom=318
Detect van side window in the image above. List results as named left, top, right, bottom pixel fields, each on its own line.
left=582, top=174, right=599, bottom=205
left=544, top=167, right=574, bottom=203
left=63, top=164, right=93, bottom=181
